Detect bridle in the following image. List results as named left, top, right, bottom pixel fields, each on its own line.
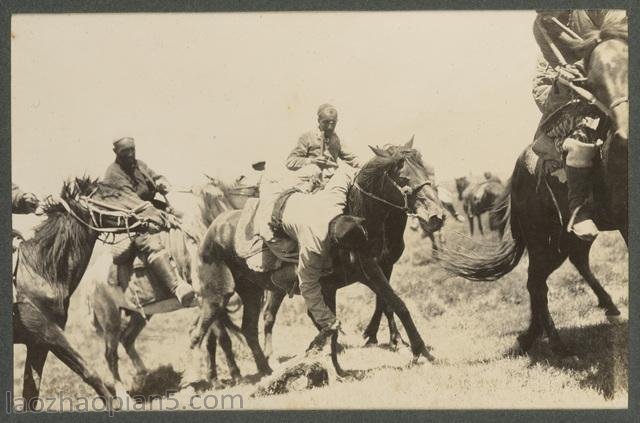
left=352, top=170, right=432, bottom=214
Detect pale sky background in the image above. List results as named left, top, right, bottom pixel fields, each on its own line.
left=12, top=11, right=541, bottom=198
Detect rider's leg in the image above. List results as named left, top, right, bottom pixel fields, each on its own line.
left=134, top=232, right=195, bottom=306
left=297, top=245, right=339, bottom=351
left=563, top=136, right=599, bottom=241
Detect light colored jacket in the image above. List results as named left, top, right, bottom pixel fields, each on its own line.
left=286, top=130, right=360, bottom=171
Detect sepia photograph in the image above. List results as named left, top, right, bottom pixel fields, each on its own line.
left=7, top=6, right=630, bottom=414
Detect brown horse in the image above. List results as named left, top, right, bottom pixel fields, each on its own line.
left=90, top=176, right=257, bottom=391
left=455, top=176, right=504, bottom=236
left=439, top=14, right=627, bottom=356
left=189, top=139, right=445, bottom=385
left=12, top=177, right=118, bottom=410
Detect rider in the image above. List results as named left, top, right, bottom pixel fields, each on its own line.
left=286, top=103, right=361, bottom=190
left=531, top=10, right=602, bottom=241
left=12, top=184, right=39, bottom=215
left=101, top=137, right=195, bottom=306
left=259, top=104, right=362, bottom=349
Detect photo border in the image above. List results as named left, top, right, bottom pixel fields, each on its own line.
left=1, top=1, right=636, bottom=422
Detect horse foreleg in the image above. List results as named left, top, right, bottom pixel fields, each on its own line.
left=568, top=240, right=620, bottom=319
left=359, top=256, right=433, bottom=363
left=239, top=286, right=272, bottom=377
left=362, top=295, right=384, bottom=346
left=121, top=313, right=149, bottom=376
left=262, top=290, right=285, bottom=359
left=468, top=215, right=475, bottom=236
left=477, top=214, right=485, bottom=236
left=22, top=345, right=48, bottom=411
left=210, top=319, right=241, bottom=385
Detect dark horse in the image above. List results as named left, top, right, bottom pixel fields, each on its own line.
left=90, top=176, right=257, bottom=390
left=189, top=139, right=445, bottom=385
left=12, top=177, right=118, bottom=410
left=440, top=14, right=627, bottom=356
left=455, top=176, right=504, bottom=236
left=261, top=148, right=448, bottom=359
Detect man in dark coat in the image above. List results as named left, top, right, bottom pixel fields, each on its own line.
left=102, top=137, right=195, bottom=306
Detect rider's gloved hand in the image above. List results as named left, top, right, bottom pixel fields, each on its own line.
left=556, top=64, right=583, bottom=86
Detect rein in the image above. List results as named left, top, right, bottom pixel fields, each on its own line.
left=352, top=171, right=432, bottom=214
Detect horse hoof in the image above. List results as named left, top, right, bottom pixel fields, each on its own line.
left=411, top=348, right=436, bottom=365
left=363, top=337, right=378, bottom=347
left=606, top=313, right=623, bottom=324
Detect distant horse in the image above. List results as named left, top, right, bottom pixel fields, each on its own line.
left=12, top=177, right=117, bottom=410
left=440, top=13, right=627, bottom=356
left=410, top=185, right=464, bottom=251
left=90, top=176, right=258, bottom=390
left=190, top=139, right=445, bottom=385
left=455, top=176, right=504, bottom=236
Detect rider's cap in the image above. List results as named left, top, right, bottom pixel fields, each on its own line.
left=317, top=103, right=338, bottom=120
left=113, top=137, right=135, bottom=153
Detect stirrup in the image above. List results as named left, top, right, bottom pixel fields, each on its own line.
left=567, top=205, right=599, bottom=242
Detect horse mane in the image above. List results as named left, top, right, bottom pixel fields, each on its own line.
left=558, top=10, right=628, bottom=58
left=20, top=176, right=100, bottom=284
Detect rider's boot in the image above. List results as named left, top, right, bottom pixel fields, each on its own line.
left=147, top=251, right=196, bottom=306
left=564, top=138, right=599, bottom=242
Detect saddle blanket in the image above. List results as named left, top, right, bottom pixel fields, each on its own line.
left=234, top=197, right=299, bottom=273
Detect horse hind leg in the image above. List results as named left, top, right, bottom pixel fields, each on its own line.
left=262, top=290, right=285, bottom=359
left=121, top=312, right=149, bottom=376
left=238, top=286, right=272, bottom=377
left=21, top=344, right=48, bottom=411
left=519, top=249, right=568, bottom=355
left=568, top=240, right=621, bottom=320
left=18, top=302, right=116, bottom=409
left=210, top=319, right=241, bottom=385
left=477, top=213, right=485, bottom=236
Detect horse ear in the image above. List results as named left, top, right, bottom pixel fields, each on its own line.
left=404, top=135, right=414, bottom=149
left=369, top=145, right=390, bottom=157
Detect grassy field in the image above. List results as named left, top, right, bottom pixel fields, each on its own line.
left=12, top=203, right=628, bottom=410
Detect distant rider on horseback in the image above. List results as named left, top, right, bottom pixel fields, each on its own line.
left=531, top=10, right=626, bottom=241
left=101, top=137, right=195, bottom=306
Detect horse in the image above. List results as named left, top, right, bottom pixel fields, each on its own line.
left=89, top=175, right=259, bottom=391
left=12, top=177, right=118, bottom=410
left=455, top=176, right=505, bottom=236
left=189, top=138, right=445, bottom=385
left=439, top=13, right=627, bottom=356
left=410, top=185, right=464, bottom=251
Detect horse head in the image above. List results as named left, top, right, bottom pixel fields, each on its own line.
left=370, top=136, right=446, bottom=233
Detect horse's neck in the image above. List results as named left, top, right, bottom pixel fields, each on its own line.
left=66, top=233, right=99, bottom=297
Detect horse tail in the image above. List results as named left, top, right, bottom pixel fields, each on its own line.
left=437, top=164, right=526, bottom=281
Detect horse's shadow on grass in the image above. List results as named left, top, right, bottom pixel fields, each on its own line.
left=523, top=321, right=628, bottom=399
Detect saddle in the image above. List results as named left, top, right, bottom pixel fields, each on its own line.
left=234, top=196, right=299, bottom=273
